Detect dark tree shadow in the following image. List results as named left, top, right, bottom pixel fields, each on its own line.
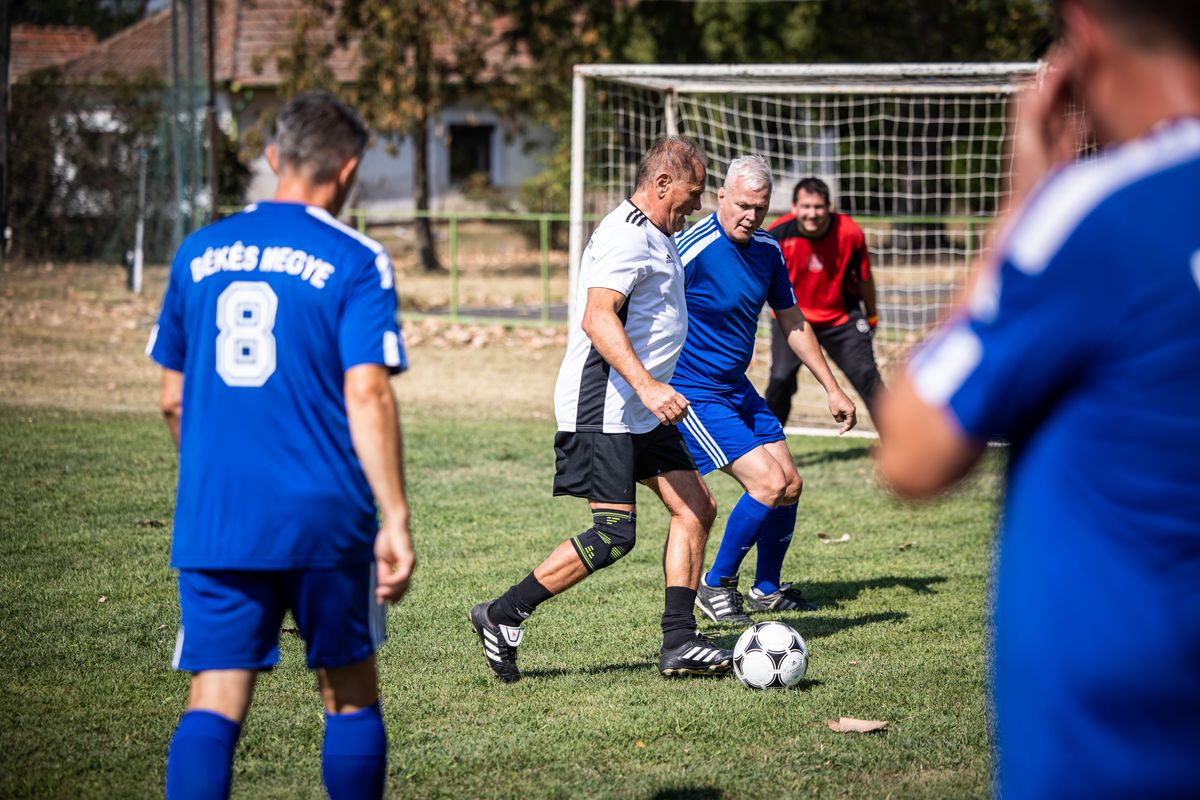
left=803, top=575, right=948, bottom=608
left=791, top=445, right=873, bottom=467
left=650, top=788, right=723, bottom=800
left=521, top=661, right=664, bottom=679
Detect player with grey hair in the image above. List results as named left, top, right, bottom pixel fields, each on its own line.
left=672, top=156, right=856, bottom=624
left=723, top=154, right=773, bottom=193
left=471, top=135, right=738, bottom=681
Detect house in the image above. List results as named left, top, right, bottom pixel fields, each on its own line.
left=11, top=24, right=98, bottom=82
left=57, top=0, right=554, bottom=212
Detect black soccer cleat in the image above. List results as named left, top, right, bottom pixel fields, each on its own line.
left=470, top=601, right=524, bottom=683
left=657, top=632, right=734, bottom=678
left=745, top=582, right=819, bottom=612
left=695, top=575, right=753, bottom=624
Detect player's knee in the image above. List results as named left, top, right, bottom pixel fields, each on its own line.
left=571, top=509, right=636, bottom=573
left=782, top=473, right=803, bottom=505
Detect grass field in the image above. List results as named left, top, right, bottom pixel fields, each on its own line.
left=0, top=262, right=1004, bottom=798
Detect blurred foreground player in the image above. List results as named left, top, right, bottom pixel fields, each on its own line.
left=876, top=1, right=1200, bottom=796
left=671, top=156, right=856, bottom=624
left=148, top=92, right=415, bottom=800
left=470, top=136, right=735, bottom=681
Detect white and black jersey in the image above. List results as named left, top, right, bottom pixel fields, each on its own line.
left=554, top=200, right=687, bottom=434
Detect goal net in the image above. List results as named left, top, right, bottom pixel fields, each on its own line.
left=568, top=63, right=1041, bottom=433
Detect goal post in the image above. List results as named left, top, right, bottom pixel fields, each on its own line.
left=568, top=62, right=1041, bottom=431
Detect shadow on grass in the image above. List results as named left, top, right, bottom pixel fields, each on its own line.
left=805, top=575, right=948, bottom=607
left=791, top=445, right=873, bottom=467
left=522, top=661, right=657, bottom=679
left=703, top=611, right=907, bottom=646
left=650, top=788, right=723, bottom=800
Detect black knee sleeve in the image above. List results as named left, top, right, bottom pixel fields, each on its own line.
left=571, top=509, right=636, bottom=573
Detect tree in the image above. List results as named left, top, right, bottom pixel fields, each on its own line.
left=329, top=0, right=503, bottom=272
left=9, top=0, right=149, bottom=40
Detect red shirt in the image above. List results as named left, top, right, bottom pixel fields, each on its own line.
left=767, top=212, right=871, bottom=328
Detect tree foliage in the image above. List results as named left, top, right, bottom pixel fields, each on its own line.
left=10, top=0, right=149, bottom=40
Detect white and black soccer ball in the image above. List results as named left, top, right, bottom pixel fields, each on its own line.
left=732, top=621, right=808, bottom=690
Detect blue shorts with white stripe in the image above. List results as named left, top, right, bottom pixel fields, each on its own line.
left=173, top=563, right=386, bottom=672
left=674, top=376, right=786, bottom=475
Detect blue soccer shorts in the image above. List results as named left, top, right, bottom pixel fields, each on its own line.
left=677, top=377, right=785, bottom=475
left=173, top=564, right=386, bottom=672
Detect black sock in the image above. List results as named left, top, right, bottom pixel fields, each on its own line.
left=489, top=572, right=553, bottom=627
left=661, top=585, right=698, bottom=649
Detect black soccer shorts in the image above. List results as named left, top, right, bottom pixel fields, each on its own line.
left=552, top=424, right=697, bottom=504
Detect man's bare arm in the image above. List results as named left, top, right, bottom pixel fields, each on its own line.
left=160, top=369, right=184, bottom=448
left=344, top=364, right=415, bottom=604
left=581, top=287, right=688, bottom=425
left=874, top=367, right=985, bottom=499
left=775, top=305, right=856, bottom=433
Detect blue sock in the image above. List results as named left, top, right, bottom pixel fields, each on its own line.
left=705, top=493, right=773, bottom=587
left=166, top=710, right=241, bottom=800
left=322, top=702, right=387, bottom=800
left=754, top=503, right=798, bottom=594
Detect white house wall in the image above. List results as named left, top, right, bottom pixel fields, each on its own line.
left=233, top=90, right=554, bottom=212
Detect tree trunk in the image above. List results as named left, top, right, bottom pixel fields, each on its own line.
left=413, top=30, right=441, bottom=273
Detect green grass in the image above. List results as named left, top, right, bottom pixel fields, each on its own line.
left=0, top=404, right=1002, bottom=799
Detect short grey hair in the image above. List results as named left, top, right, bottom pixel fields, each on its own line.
left=635, top=135, right=707, bottom=191
left=724, top=155, right=773, bottom=193
left=274, top=91, right=370, bottom=183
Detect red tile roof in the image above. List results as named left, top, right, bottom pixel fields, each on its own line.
left=61, top=0, right=358, bottom=86
left=57, top=0, right=524, bottom=88
left=11, top=25, right=97, bottom=81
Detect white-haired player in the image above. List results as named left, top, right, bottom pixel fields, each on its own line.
left=672, top=155, right=856, bottom=624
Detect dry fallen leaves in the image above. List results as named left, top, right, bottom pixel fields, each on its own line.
left=817, top=532, right=851, bottom=544
left=826, top=717, right=888, bottom=734
left=898, top=542, right=914, bottom=551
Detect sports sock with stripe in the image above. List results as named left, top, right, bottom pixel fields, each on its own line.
left=753, top=502, right=798, bottom=594
left=705, top=492, right=773, bottom=587
left=165, top=709, right=241, bottom=800
left=489, top=572, right=553, bottom=628
left=322, top=702, right=387, bottom=800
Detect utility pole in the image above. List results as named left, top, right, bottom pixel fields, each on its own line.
left=1, top=1, right=10, bottom=262
left=206, top=0, right=219, bottom=221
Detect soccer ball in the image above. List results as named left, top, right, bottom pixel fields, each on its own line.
left=732, top=621, right=808, bottom=690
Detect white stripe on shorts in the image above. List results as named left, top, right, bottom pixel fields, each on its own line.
left=681, top=412, right=729, bottom=469
left=368, top=564, right=387, bottom=650
left=171, top=624, right=185, bottom=670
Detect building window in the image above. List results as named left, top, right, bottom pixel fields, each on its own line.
left=448, top=124, right=494, bottom=185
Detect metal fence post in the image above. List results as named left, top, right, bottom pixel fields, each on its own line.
left=540, top=217, right=551, bottom=325
left=449, top=214, right=459, bottom=322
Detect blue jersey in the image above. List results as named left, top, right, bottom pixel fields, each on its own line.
left=911, top=118, right=1200, bottom=797
left=671, top=213, right=796, bottom=392
left=148, top=201, right=406, bottom=570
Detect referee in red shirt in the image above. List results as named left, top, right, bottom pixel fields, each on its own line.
left=765, top=177, right=883, bottom=425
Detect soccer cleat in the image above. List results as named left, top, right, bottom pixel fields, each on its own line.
left=694, top=575, right=753, bottom=624
left=658, top=632, right=734, bottom=677
left=745, top=582, right=819, bottom=612
left=469, top=601, right=524, bottom=683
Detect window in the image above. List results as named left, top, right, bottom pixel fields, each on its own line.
left=448, top=124, right=494, bottom=185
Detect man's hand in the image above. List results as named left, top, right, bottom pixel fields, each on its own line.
left=636, top=379, right=690, bottom=426
left=827, top=388, right=857, bottom=435
left=1009, top=50, right=1085, bottom=208
left=374, top=515, right=415, bottom=604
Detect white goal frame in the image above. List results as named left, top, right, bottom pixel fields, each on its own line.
left=567, top=62, right=1041, bottom=430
